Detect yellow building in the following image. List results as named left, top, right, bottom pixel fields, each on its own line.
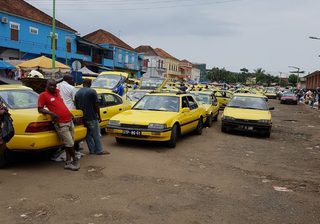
left=154, top=48, right=180, bottom=79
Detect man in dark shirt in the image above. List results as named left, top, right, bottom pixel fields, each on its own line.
left=38, top=79, right=79, bottom=171
left=75, top=79, right=108, bottom=155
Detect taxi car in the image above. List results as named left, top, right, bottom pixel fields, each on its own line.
left=107, top=92, right=207, bottom=148
left=214, top=90, right=233, bottom=110
left=221, top=93, right=274, bottom=137
left=189, top=91, right=220, bottom=127
left=91, top=71, right=128, bottom=93
left=264, top=87, right=277, bottom=99
left=0, top=85, right=87, bottom=167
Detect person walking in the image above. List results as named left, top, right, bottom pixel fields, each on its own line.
left=75, top=79, right=109, bottom=155
left=0, top=101, right=8, bottom=161
left=38, top=79, right=79, bottom=171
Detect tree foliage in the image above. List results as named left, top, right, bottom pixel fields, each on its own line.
left=288, top=74, right=298, bottom=85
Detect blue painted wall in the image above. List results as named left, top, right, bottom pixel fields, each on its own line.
left=0, top=12, right=84, bottom=62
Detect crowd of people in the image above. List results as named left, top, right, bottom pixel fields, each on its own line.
left=294, top=87, right=320, bottom=110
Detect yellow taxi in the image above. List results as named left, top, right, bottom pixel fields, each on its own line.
left=0, top=85, right=87, bottom=167
left=264, top=87, right=277, bottom=99
left=214, top=90, right=233, bottom=110
left=189, top=91, right=220, bottom=127
left=94, top=88, right=132, bottom=130
left=221, top=93, right=274, bottom=137
left=107, top=92, right=207, bottom=148
left=91, top=71, right=128, bottom=94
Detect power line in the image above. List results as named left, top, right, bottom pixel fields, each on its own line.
left=26, top=0, right=243, bottom=11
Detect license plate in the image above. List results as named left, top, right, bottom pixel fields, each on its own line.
left=238, top=125, right=253, bottom=130
left=123, top=130, right=141, bottom=136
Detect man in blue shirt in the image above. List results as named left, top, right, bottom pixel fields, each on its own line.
left=75, top=79, right=109, bottom=155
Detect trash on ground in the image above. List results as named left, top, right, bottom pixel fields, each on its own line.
left=272, top=186, right=293, bottom=192
left=93, top=213, right=103, bottom=218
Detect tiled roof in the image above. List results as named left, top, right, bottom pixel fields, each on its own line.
left=135, top=45, right=158, bottom=56
left=154, top=48, right=179, bottom=61
left=0, top=0, right=76, bottom=32
left=83, top=29, right=134, bottom=51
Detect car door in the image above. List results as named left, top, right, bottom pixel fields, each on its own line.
left=178, top=96, right=193, bottom=134
left=186, top=96, right=200, bottom=130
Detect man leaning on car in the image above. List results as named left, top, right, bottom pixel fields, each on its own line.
left=38, top=79, right=80, bottom=171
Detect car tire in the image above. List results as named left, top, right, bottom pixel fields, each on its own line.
left=280, top=101, right=284, bottom=104
left=167, top=124, right=178, bottom=148
left=221, top=124, right=227, bottom=133
left=195, top=118, right=203, bottom=135
left=100, top=128, right=107, bottom=135
left=0, top=145, right=9, bottom=168
left=262, top=129, right=271, bottom=138
left=206, top=115, right=213, bottom=127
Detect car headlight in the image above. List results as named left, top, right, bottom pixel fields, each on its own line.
left=108, top=120, right=120, bottom=126
left=259, top=119, right=271, bottom=124
left=223, top=116, right=235, bottom=120
left=148, top=123, right=167, bottom=129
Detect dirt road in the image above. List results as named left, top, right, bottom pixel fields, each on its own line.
left=0, top=100, right=319, bottom=224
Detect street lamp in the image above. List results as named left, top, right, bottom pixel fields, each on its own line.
left=288, top=66, right=305, bottom=87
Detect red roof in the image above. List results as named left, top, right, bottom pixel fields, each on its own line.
left=0, top=0, right=76, bottom=32
left=83, top=29, right=134, bottom=51
left=135, top=45, right=158, bottom=56
left=154, top=48, right=179, bottom=61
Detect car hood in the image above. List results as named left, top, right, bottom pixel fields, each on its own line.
left=111, top=110, right=177, bottom=125
left=223, top=107, right=271, bottom=120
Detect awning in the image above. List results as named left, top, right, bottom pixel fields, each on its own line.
left=0, top=61, right=16, bottom=70
left=78, top=66, right=98, bottom=76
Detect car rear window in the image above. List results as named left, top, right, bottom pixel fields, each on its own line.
left=0, top=90, right=39, bottom=109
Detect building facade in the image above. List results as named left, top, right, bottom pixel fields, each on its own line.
left=305, top=71, right=320, bottom=90
left=83, top=29, right=144, bottom=78
left=135, top=45, right=166, bottom=78
left=154, top=48, right=180, bottom=79
left=179, top=59, right=192, bottom=79
left=191, top=65, right=201, bottom=82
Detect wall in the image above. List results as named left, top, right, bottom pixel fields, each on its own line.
left=0, top=12, right=83, bottom=61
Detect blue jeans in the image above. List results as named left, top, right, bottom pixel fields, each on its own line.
left=85, top=120, right=104, bottom=154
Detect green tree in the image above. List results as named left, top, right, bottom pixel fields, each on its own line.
left=288, top=74, right=298, bottom=85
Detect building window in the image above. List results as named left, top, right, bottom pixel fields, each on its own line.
left=66, top=38, right=71, bottom=53
left=50, top=32, right=58, bottom=50
left=125, top=54, right=129, bottom=63
left=118, top=50, right=123, bottom=63
left=10, top=22, right=20, bottom=41
left=131, top=55, right=135, bottom=64
left=29, top=27, right=38, bottom=35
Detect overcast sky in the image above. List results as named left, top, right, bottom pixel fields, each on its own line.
left=27, top=0, right=320, bottom=76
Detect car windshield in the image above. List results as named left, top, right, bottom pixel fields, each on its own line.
left=228, top=96, right=268, bottom=110
left=140, top=78, right=165, bottom=90
left=265, top=87, right=276, bottom=93
left=126, top=91, right=148, bottom=101
left=0, top=90, right=38, bottom=109
left=133, top=95, right=179, bottom=112
left=91, top=74, right=122, bottom=89
left=190, top=93, right=211, bottom=104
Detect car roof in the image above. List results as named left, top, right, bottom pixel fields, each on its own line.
left=189, top=91, right=212, bottom=95
left=0, top=84, right=32, bottom=91
left=146, top=91, right=189, bottom=97
left=234, top=93, right=267, bottom=98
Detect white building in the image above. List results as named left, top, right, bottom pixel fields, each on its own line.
left=191, top=65, right=201, bottom=82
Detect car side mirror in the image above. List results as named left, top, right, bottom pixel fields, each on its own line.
left=181, top=108, right=190, bottom=113
left=269, top=107, right=275, bottom=110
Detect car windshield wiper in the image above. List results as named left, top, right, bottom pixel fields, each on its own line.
left=132, top=108, right=144, bottom=110
left=228, top=105, right=242, bottom=108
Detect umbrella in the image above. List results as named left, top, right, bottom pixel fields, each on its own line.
left=17, top=56, right=70, bottom=71
left=78, top=66, right=98, bottom=76
left=0, top=61, right=16, bottom=70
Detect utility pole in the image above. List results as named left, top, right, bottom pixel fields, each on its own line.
left=52, top=0, right=56, bottom=70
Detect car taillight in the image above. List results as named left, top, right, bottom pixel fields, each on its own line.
left=73, top=117, right=84, bottom=126
left=25, top=122, right=54, bottom=133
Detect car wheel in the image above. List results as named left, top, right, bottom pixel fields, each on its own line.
left=262, top=129, right=271, bottom=138
left=221, top=124, right=227, bottom=133
left=0, top=145, right=9, bottom=168
left=294, top=101, right=298, bottom=105
left=100, top=128, right=107, bottom=135
left=195, top=118, right=203, bottom=135
left=167, top=124, right=178, bottom=148
left=115, top=137, right=125, bottom=144
left=280, top=101, right=284, bottom=104
left=206, top=115, right=213, bottom=127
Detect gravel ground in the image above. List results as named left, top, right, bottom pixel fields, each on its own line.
left=0, top=100, right=319, bottom=224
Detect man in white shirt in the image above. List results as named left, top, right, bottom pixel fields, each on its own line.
left=57, top=75, right=76, bottom=109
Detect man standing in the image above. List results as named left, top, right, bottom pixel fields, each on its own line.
left=38, top=79, right=79, bottom=171
left=75, top=79, right=109, bottom=155
left=57, top=75, right=76, bottom=109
